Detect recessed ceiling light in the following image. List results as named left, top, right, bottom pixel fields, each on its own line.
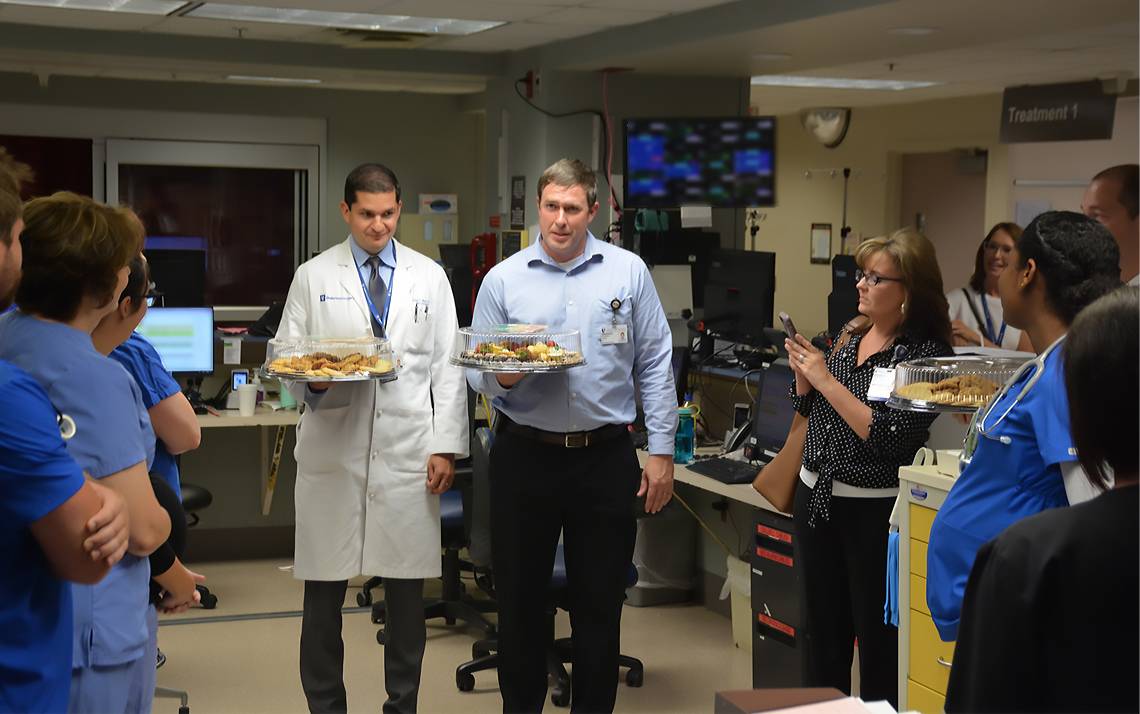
left=188, top=3, right=505, bottom=35
left=0, top=0, right=184, bottom=13
left=226, top=74, right=322, bottom=84
left=750, top=75, right=940, bottom=90
left=752, top=52, right=792, bottom=61
left=888, top=26, right=939, bottom=36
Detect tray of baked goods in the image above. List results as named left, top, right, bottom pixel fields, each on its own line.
left=451, top=325, right=586, bottom=372
left=888, top=356, right=1029, bottom=413
left=263, top=336, right=398, bottom=382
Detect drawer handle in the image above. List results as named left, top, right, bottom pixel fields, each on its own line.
left=936, top=656, right=953, bottom=668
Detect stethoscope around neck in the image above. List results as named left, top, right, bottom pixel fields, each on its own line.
left=56, top=409, right=77, bottom=441
left=960, top=335, right=1066, bottom=464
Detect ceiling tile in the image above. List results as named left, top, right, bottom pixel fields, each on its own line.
left=431, top=21, right=606, bottom=52
left=529, top=7, right=665, bottom=26
left=145, top=15, right=318, bottom=40
left=377, top=0, right=556, bottom=22
left=0, top=4, right=160, bottom=30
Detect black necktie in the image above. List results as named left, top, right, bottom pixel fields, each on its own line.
left=365, top=255, right=387, bottom=338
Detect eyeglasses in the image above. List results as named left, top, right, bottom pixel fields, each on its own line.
left=145, top=281, right=164, bottom=307
left=855, top=269, right=904, bottom=287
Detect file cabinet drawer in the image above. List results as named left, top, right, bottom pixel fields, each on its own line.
left=911, top=574, right=929, bottom=616
left=910, top=503, right=937, bottom=543
left=909, top=609, right=955, bottom=694
left=908, top=678, right=946, bottom=714
left=910, top=539, right=928, bottom=578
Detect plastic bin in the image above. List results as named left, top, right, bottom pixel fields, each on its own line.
left=626, top=501, right=696, bottom=606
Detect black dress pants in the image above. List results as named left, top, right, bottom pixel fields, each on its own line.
left=489, top=426, right=640, bottom=714
left=299, top=577, right=425, bottom=714
left=792, top=479, right=898, bottom=708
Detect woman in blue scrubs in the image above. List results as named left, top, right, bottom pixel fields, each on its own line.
left=926, top=211, right=1122, bottom=642
left=0, top=192, right=172, bottom=714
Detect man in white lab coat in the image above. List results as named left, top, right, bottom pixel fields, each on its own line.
left=278, top=163, right=468, bottom=714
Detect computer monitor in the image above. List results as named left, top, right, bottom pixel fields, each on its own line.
left=145, top=236, right=207, bottom=307
left=648, top=264, right=693, bottom=319
left=702, top=248, right=776, bottom=346
left=636, top=228, right=719, bottom=309
left=748, top=359, right=797, bottom=461
left=136, top=307, right=215, bottom=375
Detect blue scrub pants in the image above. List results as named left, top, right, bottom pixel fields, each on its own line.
left=68, top=606, right=157, bottom=714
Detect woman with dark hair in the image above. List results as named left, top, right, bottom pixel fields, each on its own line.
left=946, top=222, right=1034, bottom=351
left=926, top=210, right=1122, bottom=643
left=782, top=228, right=953, bottom=706
left=944, top=287, right=1138, bottom=713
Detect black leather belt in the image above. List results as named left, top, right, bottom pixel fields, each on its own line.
left=498, top=417, right=627, bottom=449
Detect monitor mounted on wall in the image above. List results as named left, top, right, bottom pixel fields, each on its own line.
left=623, top=116, right=776, bottom=209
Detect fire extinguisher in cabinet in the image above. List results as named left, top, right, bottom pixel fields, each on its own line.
left=470, top=232, right=497, bottom=307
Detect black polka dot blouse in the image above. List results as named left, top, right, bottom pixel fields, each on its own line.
left=790, top=329, right=953, bottom=526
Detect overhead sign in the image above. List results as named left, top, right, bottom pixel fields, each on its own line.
left=1000, top=80, right=1115, bottom=143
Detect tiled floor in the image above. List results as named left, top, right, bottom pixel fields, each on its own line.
left=152, top=560, right=752, bottom=713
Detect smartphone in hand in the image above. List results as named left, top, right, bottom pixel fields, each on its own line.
left=778, top=311, right=798, bottom=339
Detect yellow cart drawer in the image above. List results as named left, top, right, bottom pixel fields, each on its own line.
left=910, top=539, right=928, bottom=578
left=910, top=503, right=937, bottom=542
left=909, top=609, right=955, bottom=694
left=908, top=678, right=946, bottom=714
left=911, top=574, right=929, bottom=616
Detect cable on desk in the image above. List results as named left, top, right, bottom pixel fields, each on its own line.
left=672, top=492, right=733, bottom=558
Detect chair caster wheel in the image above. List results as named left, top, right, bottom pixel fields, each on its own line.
left=199, top=592, right=217, bottom=610
left=445, top=615, right=456, bottom=626
left=456, top=672, right=475, bottom=692
left=376, top=629, right=386, bottom=646
left=357, top=591, right=372, bottom=607
left=551, top=688, right=570, bottom=707
left=626, top=668, right=644, bottom=687
left=179, top=706, right=190, bottom=714
left=472, top=642, right=491, bottom=659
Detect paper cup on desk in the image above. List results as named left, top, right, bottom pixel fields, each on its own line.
left=237, top=383, right=259, bottom=416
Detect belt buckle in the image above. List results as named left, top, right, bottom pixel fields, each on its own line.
left=564, top=432, right=588, bottom=448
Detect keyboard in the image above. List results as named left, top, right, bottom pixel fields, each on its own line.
left=685, top=457, right=761, bottom=485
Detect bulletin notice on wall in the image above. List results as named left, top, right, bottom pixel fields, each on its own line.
left=510, top=175, right=526, bottom=230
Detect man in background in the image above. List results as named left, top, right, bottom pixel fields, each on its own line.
left=1082, top=163, right=1138, bottom=285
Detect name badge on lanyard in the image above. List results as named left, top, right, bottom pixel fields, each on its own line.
left=867, top=367, right=896, bottom=402
left=600, top=297, right=629, bottom=344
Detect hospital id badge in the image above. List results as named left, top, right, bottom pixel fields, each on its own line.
left=600, top=324, right=629, bottom=345
left=866, top=367, right=896, bottom=402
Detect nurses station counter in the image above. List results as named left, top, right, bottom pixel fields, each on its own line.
left=896, top=459, right=958, bottom=714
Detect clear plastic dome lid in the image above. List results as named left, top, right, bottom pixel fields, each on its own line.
left=451, top=325, right=585, bottom=372
left=264, top=336, right=397, bottom=381
left=889, top=356, right=1028, bottom=412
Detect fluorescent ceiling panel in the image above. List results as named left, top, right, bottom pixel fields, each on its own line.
left=186, top=3, right=505, bottom=35
left=750, top=75, right=941, bottom=90
left=0, top=0, right=183, bottom=12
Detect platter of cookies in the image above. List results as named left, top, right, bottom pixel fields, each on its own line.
left=263, top=336, right=398, bottom=382
left=888, top=357, right=1029, bottom=413
left=451, top=326, right=586, bottom=372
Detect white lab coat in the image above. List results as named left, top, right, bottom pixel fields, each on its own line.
left=278, top=238, right=468, bottom=581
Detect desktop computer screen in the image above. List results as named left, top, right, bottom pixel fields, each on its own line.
left=136, top=307, right=215, bottom=374
left=702, top=248, right=776, bottom=346
left=748, top=359, right=797, bottom=460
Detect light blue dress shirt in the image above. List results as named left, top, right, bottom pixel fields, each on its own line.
left=348, top=234, right=396, bottom=298
left=467, top=232, right=678, bottom=455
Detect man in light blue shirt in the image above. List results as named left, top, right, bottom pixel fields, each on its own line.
left=467, top=158, right=676, bottom=713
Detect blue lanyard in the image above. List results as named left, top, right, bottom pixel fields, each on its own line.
left=354, top=243, right=396, bottom=332
left=979, top=293, right=1006, bottom=346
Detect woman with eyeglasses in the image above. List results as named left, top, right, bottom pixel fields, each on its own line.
left=0, top=192, right=171, bottom=713
left=926, top=211, right=1121, bottom=644
left=944, top=286, right=1138, bottom=713
left=946, top=222, right=1034, bottom=351
left=783, top=228, right=953, bottom=706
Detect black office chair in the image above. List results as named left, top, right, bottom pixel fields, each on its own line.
left=454, top=427, right=645, bottom=708
left=180, top=482, right=217, bottom=609
left=367, top=457, right=497, bottom=645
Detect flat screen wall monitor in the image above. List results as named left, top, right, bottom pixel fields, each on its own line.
left=624, top=116, right=776, bottom=209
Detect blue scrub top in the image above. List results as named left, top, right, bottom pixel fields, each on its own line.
left=110, top=332, right=183, bottom=499
left=0, top=361, right=86, bottom=714
left=0, top=311, right=155, bottom=668
left=927, top=343, right=1074, bottom=641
